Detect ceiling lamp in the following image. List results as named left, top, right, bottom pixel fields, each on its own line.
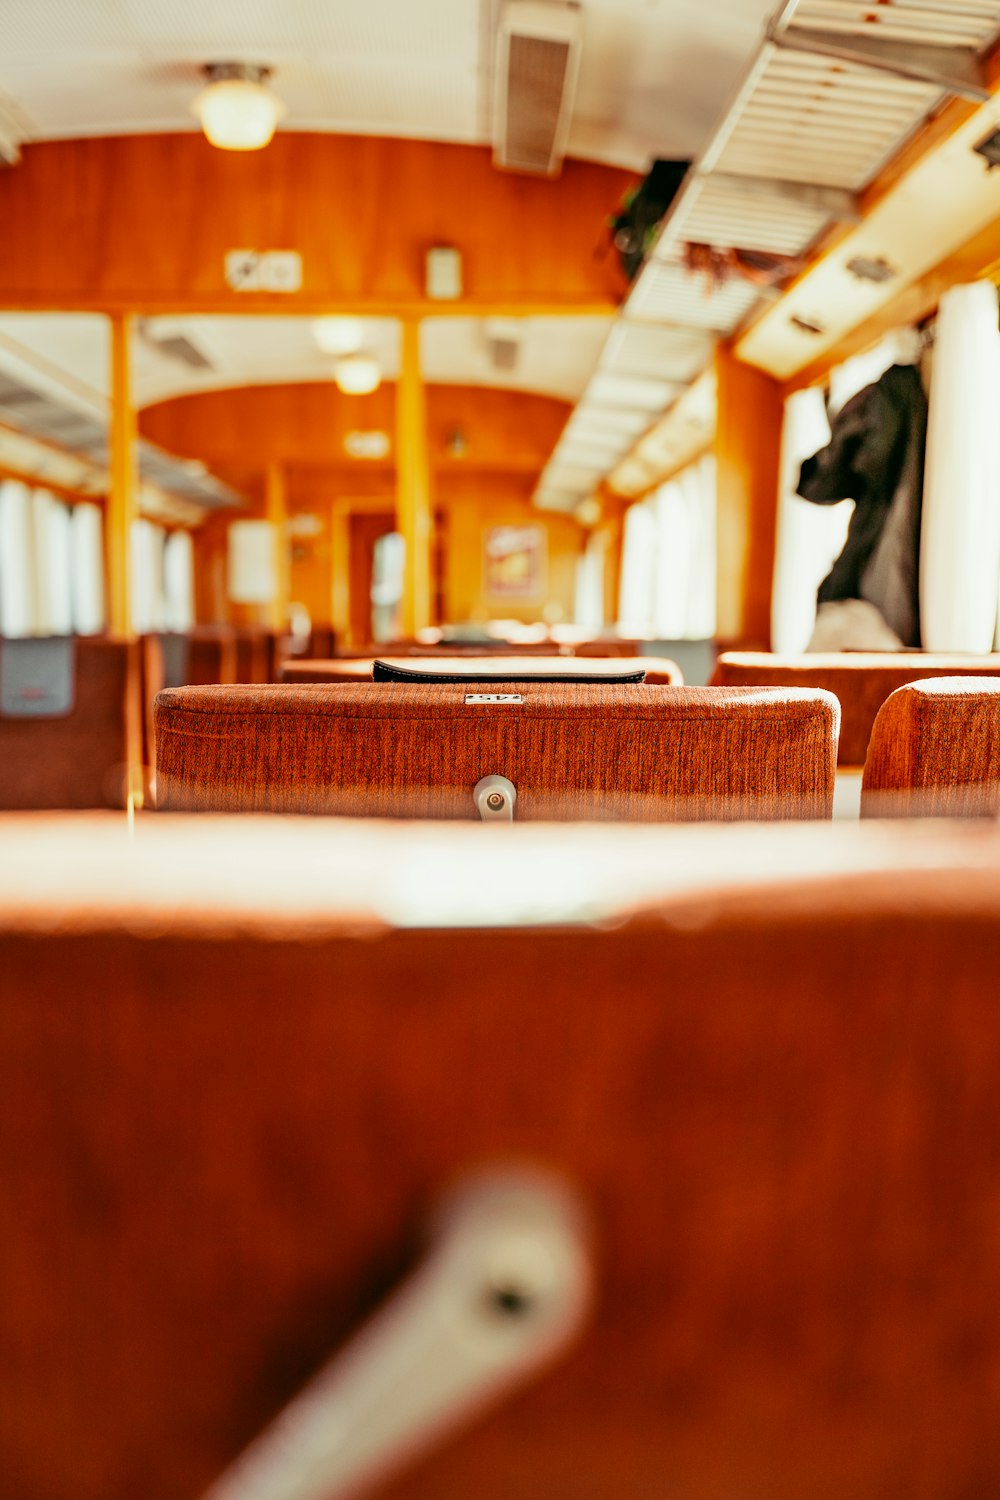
left=313, top=316, right=365, bottom=356
left=333, top=354, right=381, bottom=395
left=193, top=63, right=285, bottom=152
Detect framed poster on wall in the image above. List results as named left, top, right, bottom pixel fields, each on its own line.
left=484, top=524, right=546, bottom=601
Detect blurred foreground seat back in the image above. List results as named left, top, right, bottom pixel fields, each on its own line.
left=154, top=681, right=838, bottom=820
left=3, top=815, right=1000, bottom=1499
left=862, top=676, right=1000, bottom=817
left=0, top=636, right=136, bottom=808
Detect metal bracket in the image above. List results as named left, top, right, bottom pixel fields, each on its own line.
left=202, top=1172, right=592, bottom=1500
left=767, top=25, right=990, bottom=103
left=474, top=774, right=517, bottom=821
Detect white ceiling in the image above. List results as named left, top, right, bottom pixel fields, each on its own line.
left=0, top=0, right=777, bottom=171
left=0, top=312, right=613, bottom=411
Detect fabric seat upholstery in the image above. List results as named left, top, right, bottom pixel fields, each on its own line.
left=712, top=651, right=1000, bottom=765
left=154, top=681, right=838, bottom=820
left=861, top=676, right=1000, bottom=817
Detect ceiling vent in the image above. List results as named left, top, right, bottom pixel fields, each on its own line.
left=493, top=0, right=582, bottom=177
left=0, top=89, right=28, bottom=166
left=484, top=317, right=522, bottom=371
left=137, top=320, right=214, bottom=370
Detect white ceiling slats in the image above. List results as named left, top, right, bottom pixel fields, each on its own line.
left=534, top=0, right=1000, bottom=514
left=790, top=0, right=1000, bottom=49
left=627, top=262, right=764, bottom=334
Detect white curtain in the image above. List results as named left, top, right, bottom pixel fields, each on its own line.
left=771, top=387, right=853, bottom=653
left=0, top=484, right=74, bottom=636
left=920, top=281, right=1000, bottom=652
left=0, top=479, right=35, bottom=636
left=32, top=490, right=74, bottom=636
left=71, top=503, right=105, bottom=635
left=164, top=529, right=195, bottom=631
left=131, top=519, right=167, bottom=634
left=651, top=454, right=717, bottom=639
left=652, top=478, right=692, bottom=638
left=674, top=455, right=715, bottom=639
left=618, top=455, right=716, bottom=638
left=1, top=484, right=105, bottom=638
left=617, top=500, right=657, bottom=630
left=574, top=531, right=606, bottom=630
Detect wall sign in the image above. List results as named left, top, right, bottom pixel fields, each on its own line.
left=484, top=525, right=545, bottom=601
left=224, top=250, right=303, bottom=293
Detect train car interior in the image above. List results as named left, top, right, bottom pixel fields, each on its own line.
left=5, top=1, right=1000, bottom=1496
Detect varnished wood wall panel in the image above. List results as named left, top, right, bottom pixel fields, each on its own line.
left=443, top=477, right=582, bottom=627
left=0, top=136, right=631, bottom=312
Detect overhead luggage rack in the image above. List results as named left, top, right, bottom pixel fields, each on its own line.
left=534, top=0, right=1000, bottom=515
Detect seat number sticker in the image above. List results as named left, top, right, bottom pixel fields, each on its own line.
left=465, top=694, right=522, bottom=704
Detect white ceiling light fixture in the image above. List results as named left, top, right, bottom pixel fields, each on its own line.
left=333, top=353, right=381, bottom=396
left=192, top=63, right=286, bottom=152
left=313, top=317, right=366, bottom=356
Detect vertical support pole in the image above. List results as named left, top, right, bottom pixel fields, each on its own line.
left=714, top=346, right=784, bottom=648
left=265, top=461, right=289, bottom=633
left=108, top=313, right=143, bottom=806
left=396, top=319, right=432, bottom=636
left=330, top=500, right=352, bottom=646
left=108, top=312, right=136, bottom=639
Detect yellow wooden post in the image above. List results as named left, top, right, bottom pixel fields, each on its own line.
left=714, top=346, right=784, bottom=649
left=107, top=312, right=145, bottom=808
left=330, top=500, right=351, bottom=645
left=107, top=312, right=136, bottom=638
left=265, top=460, right=289, bottom=632
left=395, top=319, right=432, bottom=635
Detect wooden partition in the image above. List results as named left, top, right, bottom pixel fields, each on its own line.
left=0, top=136, right=631, bottom=313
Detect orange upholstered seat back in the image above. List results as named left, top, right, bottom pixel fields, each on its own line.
left=140, top=629, right=241, bottom=778
left=154, top=681, right=838, bottom=820
left=713, top=651, right=1000, bottom=765
left=861, top=676, right=1000, bottom=817
left=0, top=637, right=137, bottom=809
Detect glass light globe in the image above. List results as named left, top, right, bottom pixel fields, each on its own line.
left=334, top=355, right=381, bottom=395
left=193, top=77, right=285, bottom=151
